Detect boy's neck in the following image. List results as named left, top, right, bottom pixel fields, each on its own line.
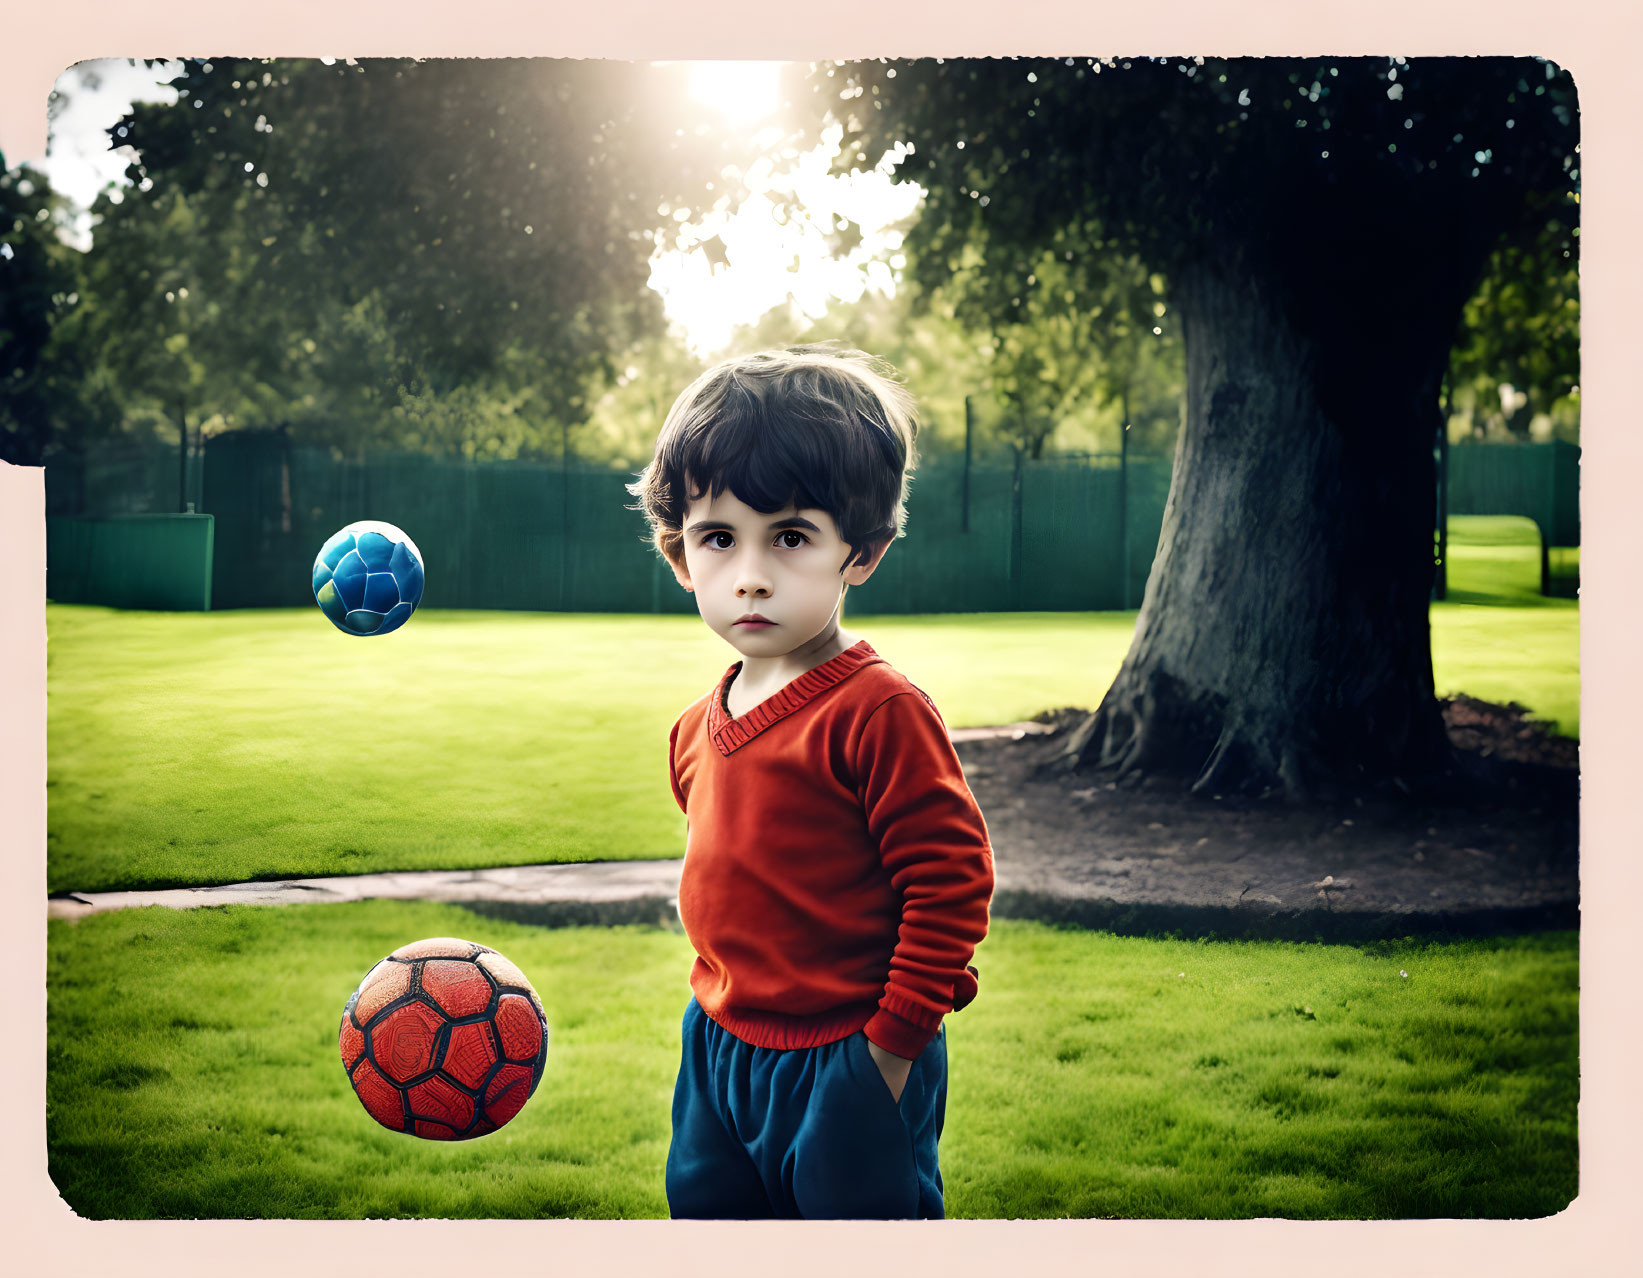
left=727, top=619, right=861, bottom=711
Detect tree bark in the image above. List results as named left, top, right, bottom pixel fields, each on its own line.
left=1062, top=240, right=1479, bottom=799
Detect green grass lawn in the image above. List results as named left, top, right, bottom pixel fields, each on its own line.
left=1433, top=516, right=1579, bottom=735
left=48, top=902, right=1577, bottom=1220
left=1441, top=514, right=1579, bottom=607
left=47, top=514, right=1576, bottom=893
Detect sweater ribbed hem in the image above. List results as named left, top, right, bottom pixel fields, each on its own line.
left=695, top=996, right=882, bottom=1051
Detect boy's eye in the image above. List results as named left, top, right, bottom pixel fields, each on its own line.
left=777, top=530, right=808, bottom=549
left=705, top=532, right=734, bottom=550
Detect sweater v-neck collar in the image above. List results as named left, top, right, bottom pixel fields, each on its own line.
left=707, top=639, right=881, bottom=756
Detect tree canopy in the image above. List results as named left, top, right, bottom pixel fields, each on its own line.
left=0, top=163, right=123, bottom=464
left=820, top=56, right=1575, bottom=308
left=75, top=58, right=739, bottom=457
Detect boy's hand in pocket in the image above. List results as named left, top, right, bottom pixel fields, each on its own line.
left=866, top=1036, right=913, bottom=1103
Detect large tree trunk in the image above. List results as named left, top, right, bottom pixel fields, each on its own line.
left=1062, top=236, right=1483, bottom=799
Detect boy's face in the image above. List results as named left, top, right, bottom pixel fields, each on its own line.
left=667, top=486, right=888, bottom=660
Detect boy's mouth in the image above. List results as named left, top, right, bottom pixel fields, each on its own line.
left=734, top=613, right=775, bottom=629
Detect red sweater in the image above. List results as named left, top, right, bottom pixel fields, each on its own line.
left=668, top=640, right=995, bottom=1060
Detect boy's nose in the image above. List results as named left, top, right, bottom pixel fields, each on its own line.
left=734, top=557, right=772, bottom=598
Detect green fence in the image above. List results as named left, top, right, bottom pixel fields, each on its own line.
left=1448, top=440, right=1580, bottom=547
left=45, top=514, right=214, bottom=611
left=192, top=433, right=1171, bottom=614
left=44, top=433, right=1579, bottom=614
left=200, top=438, right=709, bottom=613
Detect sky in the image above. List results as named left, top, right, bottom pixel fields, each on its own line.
left=31, top=59, right=184, bottom=243
left=27, top=58, right=924, bottom=356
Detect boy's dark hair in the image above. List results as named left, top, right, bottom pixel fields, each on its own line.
left=626, top=342, right=919, bottom=569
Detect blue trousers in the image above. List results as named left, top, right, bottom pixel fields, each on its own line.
left=665, top=997, right=948, bottom=1219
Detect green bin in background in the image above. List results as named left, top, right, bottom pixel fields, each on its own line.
left=46, top=513, right=215, bottom=611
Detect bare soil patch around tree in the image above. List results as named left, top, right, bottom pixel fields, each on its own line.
left=952, top=695, right=1578, bottom=942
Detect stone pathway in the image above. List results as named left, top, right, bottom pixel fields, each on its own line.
left=48, top=858, right=689, bottom=923
left=48, top=722, right=1057, bottom=926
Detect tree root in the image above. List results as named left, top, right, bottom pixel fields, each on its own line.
left=1053, top=708, right=1104, bottom=773
left=1189, top=724, right=1244, bottom=796
left=1187, top=724, right=1312, bottom=802
left=1054, top=697, right=1330, bottom=804
left=1041, top=681, right=1543, bottom=810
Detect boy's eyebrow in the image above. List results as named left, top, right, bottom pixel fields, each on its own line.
left=684, top=514, right=824, bottom=535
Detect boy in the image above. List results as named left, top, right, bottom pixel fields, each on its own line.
left=626, top=343, right=995, bottom=1220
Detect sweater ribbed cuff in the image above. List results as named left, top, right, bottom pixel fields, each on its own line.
left=863, top=1005, right=939, bottom=1060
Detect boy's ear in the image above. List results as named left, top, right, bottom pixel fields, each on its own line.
left=841, top=536, right=893, bottom=588
left=664, top=548, right=694, bottom=592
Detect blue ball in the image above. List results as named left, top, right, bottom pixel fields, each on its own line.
left=312, top=520, right=425, bottom=636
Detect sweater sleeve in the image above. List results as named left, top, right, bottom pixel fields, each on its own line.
left=668, top=714, right=688, bottom=814
left=855, top=690, right=995, bottom=1059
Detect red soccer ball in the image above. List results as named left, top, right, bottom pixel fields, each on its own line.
left=339, top=936, right=550, bottom=1140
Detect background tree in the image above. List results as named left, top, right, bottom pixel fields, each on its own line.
left=1445, top=213, right=1580, bottom=442
left=818, top=55, right=1578, bottom=797
left=0, top=163, right=121, bottom=466
left=952, top=235, right=1184, bottom=458
left=95, top=58, right=729, bottom=458
left=580, top=330, right=708, bottom=470
left=77, top=184, right=264, bottom=481
left=649, top=252, right=1178, bottom=467
left=983, top=247, right=1104, bottom=460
